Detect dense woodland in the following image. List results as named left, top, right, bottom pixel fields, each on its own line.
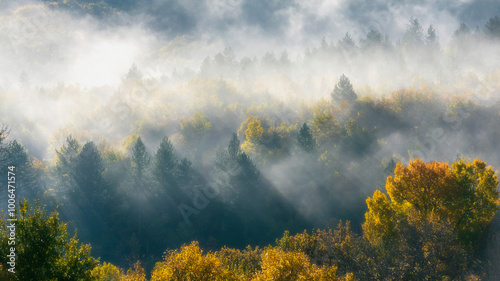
left=1, top=1, right=500, bottom=280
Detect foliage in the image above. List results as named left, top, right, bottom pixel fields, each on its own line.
left=484, top=16, right=500, bottom=39
left=331, top=74, right=357, bottom=104
left=297, top=123, right=316, bottom=153
left=0, top=200, right=99, bottom=280
left=362, top=158, right=499, bottom=279
left=216, top=245, right=261, bottom=279
left=151, top=242, right=237, bottom=281
left=91, top=262, right=122, bottom=281
left=253, top=247, right=343, bottom=281
left=131, top=137, right=151, bottom=186
left=153, top=137, right=179, bottom=192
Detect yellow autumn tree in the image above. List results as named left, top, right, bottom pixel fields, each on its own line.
left=365, top=158, right=500, bottom=245
left=151, top=242, right=237, bottom=281
left=362, top=158, right=498, bottom=279
left=91, top=262, right=123, bottom=281
left=252, top=247, right=346, bottom=281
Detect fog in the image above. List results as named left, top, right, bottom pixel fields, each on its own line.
left=1, top=0, right=500, bottom=273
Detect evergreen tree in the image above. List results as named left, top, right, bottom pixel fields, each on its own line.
left=361, top=29, right=383, bottom=49
left=0, top=141, right=40, bottom=202
left=331, top=74, right=357, bottom=104
left=402, top=18, right=424, bottom=47
left=131, top=137, right=150, bottom=186
left=453, top=23, right=471, bottom=39
left=177, top=157, right=196, bottom=188
left=153, top=137, right=179, bottom=195
left=227, top=133, right=240, bottom=160
left=426, top=25, right=437, bottom=45
left=484, top=15, right=500, bottom=39
left=297, top=123, right=316, bottom=153
left=338, top=32, right=356, bottom=50
left=74, top=142, right=108, bottom=203
left=55, top=135, right=80, bottom=176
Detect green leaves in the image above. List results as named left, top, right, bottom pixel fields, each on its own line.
left=0, top=200, right=99, bottom=280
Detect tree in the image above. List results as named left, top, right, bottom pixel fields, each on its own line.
left=484, top=15, right=500, bottom=39
left=425, top=25, right=438, bottom=46
left=91, top=262, right=123, bottom=280
left=364, top=158, right=499, bottom=246
left=297, top=123, right=316, bottom=153
left=402, top=18, right=424, bottom=48
left=331, top=74, right=357, bottom=104
left=131, top=137, right=150, bottom=186
left=0, top=125, right=7, bottom=156
left=54, top=135, right=80, bottom=177
left=151, top=242, right=236, bottom=281
left=180, top=111, right=212, bottom=160
left=241, top=118, right=266, bottom=155
left=212, top=134, right=259, bottom=203
left=153, top=137, right=179, bottom=197
left=0, top=200, right=99, bottom=280
left=177, top=157, right=196, bottom=188
left=253, top=247, right=343, bottom=281
left=361, top=159, right=498, bottom=279
left=361, top=29, right=383, bottom=49
left=312, top=112, right=342, bottom=147
left=126, top=63, right=143, bottom=80
left=338, top=33, right=356, bottom=51
left=74, top=141, right=108, bottom=203
left=0, top=141, right=41, bottom=202
left=227, top=133, right=240, bottom=159
left=454, top=23, right=471, bottom=39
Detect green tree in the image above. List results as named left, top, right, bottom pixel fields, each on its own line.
left=54, top=135, right=81, bottom=195
left=153, top=137, right=180, bottom=198
left=361, top=29, right=383, bottom=49
left=331, top=74, right=357, bottom=104
left=312, top=112, right=342, bottom=147
left=74, top=141, right=108, bottom=203
left=1, top=141, right=41, bottom=201
left=402, top=18, right=424, bottom=47
left=0, top=200, right=99, bottom=280
left=131, top=137, right=150, bottom=186
left=177, top=157, right=197, bottom=188
left=180, top=111, right=212, bottom=160
left=484, top=15, right=500, bottom=39
left=297, top=123, right=316, bottom=153
left=453, top=23, right=471, bottom=39
left=227, top=133, right=240, bottom=159
left=338, top=33, right=356, bottom=51
left=425, top=25, right=438, bottom=47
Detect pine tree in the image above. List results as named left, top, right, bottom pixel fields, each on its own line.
left=331, top=74, right=357, bottom=104
left=484, top=16, right=500, bottom=39
left=153, top=137, right=179, bottom=193
left=227, top=133, right=240, bottom=160
left=402, top=18, right=424, bottom=47
left=297, top=123, right=316, bottom=153
left=131, top=137, right=150, bottom=186
left=74, top=142, right=108, bottom=203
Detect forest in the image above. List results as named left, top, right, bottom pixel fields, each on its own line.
left=1, top=0, right=500, bottom=280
